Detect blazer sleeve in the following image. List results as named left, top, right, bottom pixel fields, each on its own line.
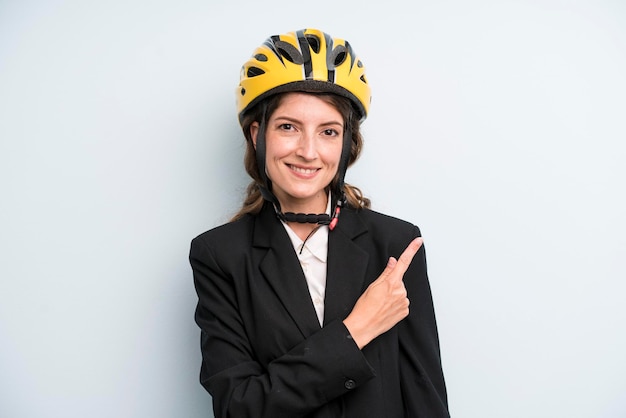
left=190, top=236, right=376, bottom=418
left=398, top=226, right=450, bottom=417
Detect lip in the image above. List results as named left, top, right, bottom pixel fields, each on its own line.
left=287, top=164, right=320, bottom=178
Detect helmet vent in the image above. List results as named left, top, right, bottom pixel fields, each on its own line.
left=305, top=34, right=321, bottom=53
left=247, top=67, right=265, bottom=77
left=329, top=45, right=347, bottom=68
left=275, top=40, right=304, bottom=64
left=254, top=53, right=268, bottom=62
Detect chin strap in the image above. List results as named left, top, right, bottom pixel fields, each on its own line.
left=276, top=193, right=345, bottom=231
left=255, top=103, right=353, bottom=231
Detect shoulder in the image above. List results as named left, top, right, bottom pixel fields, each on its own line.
left=349, top=206, right=422, bottom=239
left=191, top=214, right=255, bottom=255
left=336, top=207, right=429, bottom=277
left=337, top=206, right=423, bottom=258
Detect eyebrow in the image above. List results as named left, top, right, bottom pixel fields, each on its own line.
left=272, top=116, right=344, bottom=128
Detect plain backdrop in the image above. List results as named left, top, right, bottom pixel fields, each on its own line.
left=1, top=1, right=625, bottom=417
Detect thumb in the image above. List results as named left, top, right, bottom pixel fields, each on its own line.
left=378, top=257, right=398, bottom=281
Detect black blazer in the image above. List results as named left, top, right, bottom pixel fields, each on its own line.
left=190, top=202, right=449, bottom=418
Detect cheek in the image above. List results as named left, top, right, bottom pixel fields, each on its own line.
left=265, top=138, right=289, bottom=160
left=325, top=144, right=343, bottom=167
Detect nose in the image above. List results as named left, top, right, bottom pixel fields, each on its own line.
left=295, top=131, right=318, bottom=160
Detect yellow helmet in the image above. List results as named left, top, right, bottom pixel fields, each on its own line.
left=236, top=28, right=371, bottom=123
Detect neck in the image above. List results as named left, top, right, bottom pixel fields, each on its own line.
left=276, top=190, right=328, bottom=215
left=276, top=191, right=330, bottom=241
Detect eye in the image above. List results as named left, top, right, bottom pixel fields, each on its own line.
left=322, top=128, right=340, bottom=137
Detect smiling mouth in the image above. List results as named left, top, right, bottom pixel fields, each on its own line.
left=288, top=164, right=319, bottom=175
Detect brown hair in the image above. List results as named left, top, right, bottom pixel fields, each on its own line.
left=231, top=92, right=370, bottom=222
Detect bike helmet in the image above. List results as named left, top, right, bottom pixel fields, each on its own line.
left=237, top=28, right=371, bottom=123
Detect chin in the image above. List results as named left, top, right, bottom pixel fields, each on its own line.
left=278, top=186, right=326, bottom=203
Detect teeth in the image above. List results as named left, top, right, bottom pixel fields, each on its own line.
left=290, top=165, right=317, bottom=175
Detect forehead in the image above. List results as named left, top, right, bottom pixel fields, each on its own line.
left=271, top=92, right=343, bottom=120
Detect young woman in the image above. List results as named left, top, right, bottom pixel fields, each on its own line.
left=190, top=28, right=449, bottom=418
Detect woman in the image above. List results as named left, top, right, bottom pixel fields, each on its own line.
left=190, top=28, right=449, bottom=418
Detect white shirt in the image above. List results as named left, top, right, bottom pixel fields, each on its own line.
left=281, top=199, right=331, bottom=326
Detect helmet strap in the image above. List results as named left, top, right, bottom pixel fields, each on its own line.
left=255, top=102, right=280, bottom=209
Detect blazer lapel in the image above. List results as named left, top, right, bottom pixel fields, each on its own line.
left=324, top=209, right=370, bottom=326
left=253, top=203, right=322, bottom=338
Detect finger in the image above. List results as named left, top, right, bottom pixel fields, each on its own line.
left=387, top=256, right=398, bottom=270
left=395, top=237, right=423, bottom=273
left=377, top=257, right=398, bottom=281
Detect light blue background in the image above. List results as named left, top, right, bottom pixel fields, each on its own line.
left=1, top=1, right=625, bottom=417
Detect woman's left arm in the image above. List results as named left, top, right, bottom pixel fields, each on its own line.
left=398, top=227, right=450, bottom=417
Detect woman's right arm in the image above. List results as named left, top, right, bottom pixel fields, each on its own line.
left=190, top=236, right=376, bottom=418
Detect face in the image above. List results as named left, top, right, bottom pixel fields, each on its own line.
left=250, top=92, right=344, bottom=214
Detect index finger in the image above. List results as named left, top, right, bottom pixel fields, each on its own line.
left=394, top=237, right=423, bottom=275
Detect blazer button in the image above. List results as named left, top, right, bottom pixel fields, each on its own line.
left=344, top=379, right=356, bottom=390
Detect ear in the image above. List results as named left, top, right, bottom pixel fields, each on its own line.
left=250, top=121, right=259, bottom=150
